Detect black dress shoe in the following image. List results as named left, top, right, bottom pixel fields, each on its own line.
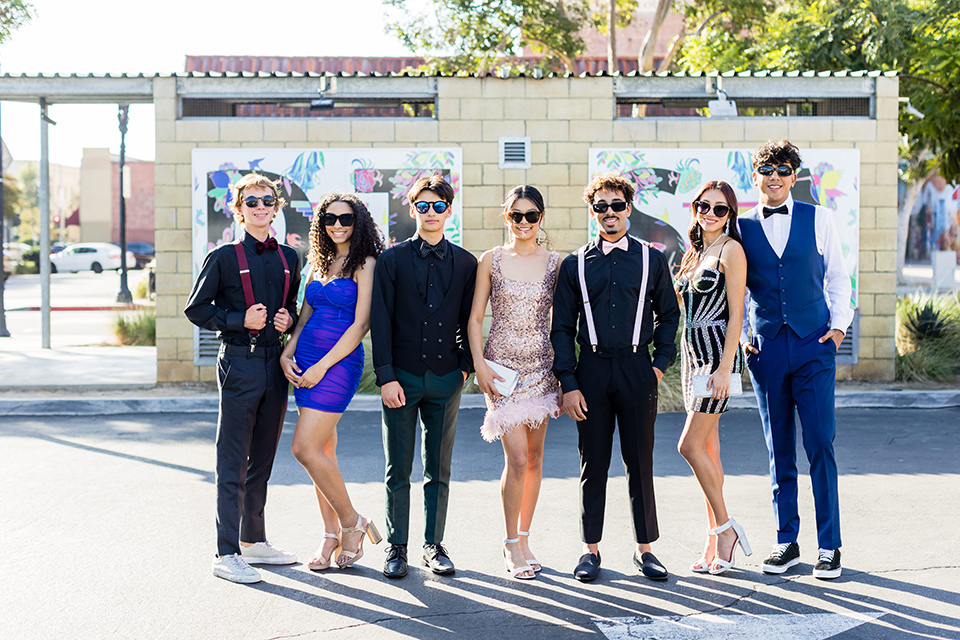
left=574, top=552, right=601, bottom=582
left=634, top=551, right=668, bottom=581
left=383, top=544, right=408, bottom=579
left=422, top=543, right=455, bottom=575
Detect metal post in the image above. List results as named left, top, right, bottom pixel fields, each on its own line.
left=116, top=104, right=131, bottom=303
left=39, top=97, right=52, bottom=349
left=0, top=88, right=10, bottom=338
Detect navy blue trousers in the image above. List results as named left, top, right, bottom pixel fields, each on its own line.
left=746, top=324, right=841, bottom=550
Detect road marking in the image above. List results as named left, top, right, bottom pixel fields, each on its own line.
left=593, top=612, right=885, bottom=639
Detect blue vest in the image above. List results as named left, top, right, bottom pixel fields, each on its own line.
left=739, top=201, right=829, bottom=340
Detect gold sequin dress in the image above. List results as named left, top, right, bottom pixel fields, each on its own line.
left=481, top=247, right=560, bottom=442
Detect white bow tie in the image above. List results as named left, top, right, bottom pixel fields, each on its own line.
left=601, top=236, right=629, bottom=255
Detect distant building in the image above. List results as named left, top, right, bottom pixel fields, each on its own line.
left=79, top=148, right=154, bottom=245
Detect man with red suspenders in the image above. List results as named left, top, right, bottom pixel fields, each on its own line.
left=185, top=173, right=301, bottom=584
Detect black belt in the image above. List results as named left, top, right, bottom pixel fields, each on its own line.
left=221, top=343, right=283, bottom=359
left=587, top=345, right=651, bottom=359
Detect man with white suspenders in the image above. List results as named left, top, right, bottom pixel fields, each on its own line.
left=185, top=173, right=301, bottom=584
left=552, top=173, right=680, bottom=582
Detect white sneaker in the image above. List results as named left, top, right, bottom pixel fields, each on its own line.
left=212, top=554, right=261, bottom=584
left=241, top=541, right=297, bottom=565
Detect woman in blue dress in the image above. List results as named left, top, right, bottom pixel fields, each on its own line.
left=280, top=193, right=385, bottom=570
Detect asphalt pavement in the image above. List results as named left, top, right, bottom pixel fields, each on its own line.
left=2, top=405, right=959, bottom=639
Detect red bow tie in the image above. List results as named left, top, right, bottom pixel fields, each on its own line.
left=255, top=237, right=278, bottom=254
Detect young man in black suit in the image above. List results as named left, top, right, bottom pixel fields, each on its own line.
left=185, top=173, right=301, bottom=584
left=371, top=173, right=478, bottom=579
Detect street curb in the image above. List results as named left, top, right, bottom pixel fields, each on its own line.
left=1, top=390, right=958, bottom=417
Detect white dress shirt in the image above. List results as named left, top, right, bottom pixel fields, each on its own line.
left=740, top=195, right=854, bottom=342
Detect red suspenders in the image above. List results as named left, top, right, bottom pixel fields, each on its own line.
left=233, top=239, right=291, bottom=352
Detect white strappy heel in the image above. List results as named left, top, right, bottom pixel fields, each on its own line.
left=308, top=532, right=341, bottom=571
left=518, top=531, right=542, bottom=573
left=691, top=527, right=715, bottom=573
left=503, top=538, right=536, bottom=580
left=708, top=518, right=752, bottom=575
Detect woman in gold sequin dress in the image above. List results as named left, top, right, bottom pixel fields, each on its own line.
left=468, top=185, right=561, bottom=580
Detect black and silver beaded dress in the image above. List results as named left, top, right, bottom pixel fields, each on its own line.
left=675, top=243, right=743, bottom=414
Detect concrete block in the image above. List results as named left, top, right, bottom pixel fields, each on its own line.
left=852, top=358, right=895, bottom=381
left=155, top=185, right=191, bottom=209
left=875, top=293, right=897, bottom=316
left=154, top=164, right=176, bottom=187
left=461, top=98, right=503, bottom=120
left=156, top=250, right=177, bottom=275
left=700, top=121, right=746, bottom=142
left=855, top=141, right=898, bottom=160
left=613, top=120, right=658, bottom=143
left=876, top=163, right=898, bottom=185
left=527, top=120, right=568, bottom=142
left=875, top=207, right=897, bottom=229
left=860, top=314, right=895, bottom=338
left=482, top=120, right=526, bottom=142
left=526, top=164, right=569, bottom=186
left=482, top=164, right=505, bottom=186
left=875, top=97, right=898, bottom=120
left=568, top=77, right=612, bottom=98
left=155, top=119, right=175, bottom=144
left=547, top=98, right=592, bottom=121
left=503, top=98, right=546, bottom=121
left=874, top=336, right=896, bottom=359
left=657, top=120, right=701, bottom=142
left=569, top=164, right=588, bottom=185
left=874, top=250, right=897, bottom=272
left=462, top=163, right=483, bottom=186
left=177, top=251, right=194, bottom=274
left=158, top=273, right=194, bottom=296
left=155, top=294, right=180, bottom=318
left=744, top=119, right=790, bottom=143
left=877, top=118, right=899, bottom=142
left=525, top=79, right=569, bottom=99
left=464, top=228, right=506, bottom=252
left=152, top=77, right=177, bottom=99
left=569, top=121, right=613, bottom=143
left=436, top=98, right=460, bottom=120
left=858, top=270, right=896, bottom=294
left=306, top=120, right=352, bottom=142
left=547, top=186, right=585, bottom=209
left=861, top=185, right=898, bottom=208
left=158, top=360, right=199, bottom=383
left=199, top=365, right=217, bottom=383
left=788, top=119, right=833, bottom=142
left=262, top=119, right=307, bottom=142
left=551, top=228, right=589, bottom=253
left=175, top=164, right=193, bottom=187
left=482, top=206, right=508, bottom=229
left=530, top=143, right=547, bottom=165
left=351, top=120, right=396, bottom=142
left=154, top=207, right=177, bottom=229
left=440, top=120, right=482, bottom=143
left=155, top=142, right=193, bottom=165
left=859, top=164, right=877, bottom=186
left=861, top=228, right=896, bottom=251
left=858, top=207, right=876, bottom=229
left=155, top=229, right=192, bottom=253
left=460, top=142, right=497, bottom=162
left=156, top=337, right=177, bottom=361
left=177, top=209, right=195, bottom=230
left=875, top=76, right=899, bottom=98
left=155, top=99, right=177, bottom=122
left=858, top=250, right=874, bottom=273
left=502, top=169, right=527, bottom=185
left=857, top=336, right=874, bottom=359
left=216, top=119, right=262, bottom=143
left=438, top=78, right=483, bottom=98
left=395, top=120, right=440, bottom=142
left=482, top=78, right=527, bottom=98
left=548, top=142, right=588, bottom=165
left=857, top=293, right=874, bottom=315
left=831, top=119, right=877, bottom=142
left=175, top=119, right=220, bottom=142
left=591, top=99, right=614, bottom=121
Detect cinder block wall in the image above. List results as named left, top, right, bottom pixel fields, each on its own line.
left=153, top=75, right=899, bottom=383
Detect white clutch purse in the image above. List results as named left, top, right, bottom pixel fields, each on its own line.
left=692, top=372, right=743, bottom=399
left=484, top=359, right=520, bottom=397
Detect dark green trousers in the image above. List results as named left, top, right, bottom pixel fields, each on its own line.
left=381, top=367, right=464, bottom=545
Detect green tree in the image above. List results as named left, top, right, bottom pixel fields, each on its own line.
left=0, top=0, right=31, bottom=42
left=17, top=164, right=38, bottom=242
left=384, top=0, right=590, bottom=74
left=2, top=173, right=21, bottom=223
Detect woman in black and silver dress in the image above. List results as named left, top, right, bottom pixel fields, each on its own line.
left=674, top=180, right=751, bottom=575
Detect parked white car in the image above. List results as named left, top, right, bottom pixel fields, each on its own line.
left=50, top=242, right=136, bottom=274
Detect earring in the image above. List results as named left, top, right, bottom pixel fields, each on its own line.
left=536, top=227, right=545, bottom=245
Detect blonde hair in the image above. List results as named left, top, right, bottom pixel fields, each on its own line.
left=228, top=173, right=287, bottom=226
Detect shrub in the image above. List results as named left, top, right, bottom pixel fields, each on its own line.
left=896, top=292, right=960, bottom=381
left=114, top=311, right=156, bottom=346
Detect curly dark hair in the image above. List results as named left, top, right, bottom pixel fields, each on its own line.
left=752, top=140, right=802, bottom=170
left=308, top=193, right=385, bottom=279
left=583, top=172, right=636, bottom=205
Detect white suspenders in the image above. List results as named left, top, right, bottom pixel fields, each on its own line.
left=577, top=239, right=650, bottom=353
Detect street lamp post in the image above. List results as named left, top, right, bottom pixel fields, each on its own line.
left=116, top=104, right=132, bottom=304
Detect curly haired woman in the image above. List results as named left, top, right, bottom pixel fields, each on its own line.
left=280, top=193, right=386, bottom=571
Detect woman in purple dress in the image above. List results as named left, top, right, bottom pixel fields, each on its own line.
left=280, top=193, right=385, bottom=570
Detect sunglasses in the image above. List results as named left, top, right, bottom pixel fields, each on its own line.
left=242, top=195, right=278, bottom=208
left=756, top=164, right=795, bottom=177
left=508, top=211, right=542, bottom=224
left=322, top=212, right=355, bottom=227
left=693, top=201, right=731, bottom=218
left=591, top=201, right=628, bottom=214
left=414, top=201, right=450, bottom=215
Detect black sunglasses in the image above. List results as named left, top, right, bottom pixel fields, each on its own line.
left=322, top=212, right=355, bottom=227
left=591, top=201, right=628, bottom=214
left=693, top=201, right=731, bottom=218
left=756, top=164, right=795, bottom=177
left=508, top=211, right=542, bottom=224
left=243, top=195, right=278, bottom=208
left=414, top=201, right=450, bottom=214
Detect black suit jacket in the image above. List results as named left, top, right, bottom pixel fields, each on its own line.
left=371, top=237, right=478, bottom=386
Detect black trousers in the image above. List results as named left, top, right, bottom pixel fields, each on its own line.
left=576, top=348, right=660, bottom=544
left=215, top=344, right=288, bottom=557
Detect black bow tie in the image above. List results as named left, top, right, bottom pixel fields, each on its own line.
left=762, top=205, right=789, bottom=219
left=255, top=237, right=279, bottom=254
left=419, top=239, right=446, bottom=260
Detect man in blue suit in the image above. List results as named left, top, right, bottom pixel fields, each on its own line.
left=739, top=140, right=853, bottom=580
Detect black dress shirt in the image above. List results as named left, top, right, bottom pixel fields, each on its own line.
left=551, top=235, right=680, bottom=393
left=184, top=232, right=301, bottom=348
left=371, top=235, right=478, bottom=385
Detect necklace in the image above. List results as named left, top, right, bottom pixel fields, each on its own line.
left=697, top=233, right=726, bottom=266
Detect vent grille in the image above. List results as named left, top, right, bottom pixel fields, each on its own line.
left=196, top=328, right=219, bottom=365
left=836, top=311, right=858, bottom=365
left=499, top=137, right=531, bottom=169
